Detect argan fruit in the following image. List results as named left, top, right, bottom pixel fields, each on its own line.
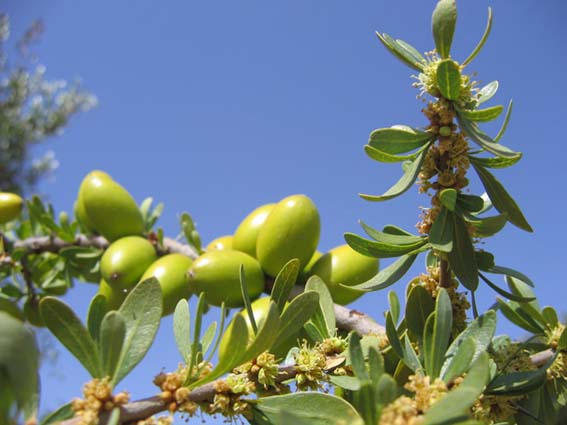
left=0, top=192, right=23, bottom=224
left=309, top=244, right=379, bottom=305
left=206, top=235, right=233, bottom=252
left=0, top=298, right=24, bottom=321
left=256, top=195, right=320, bottom=277
left=187, top=250, right=265, bottom=308
left=140, top=253, right=193, bottom=316
left=101, top=236, right=157, bottom=289
left=232, top=203, right=275, bottom=257
left=79, top=171, right=144, bottom=241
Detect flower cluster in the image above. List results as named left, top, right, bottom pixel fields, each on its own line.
left=71, top=377, right=129, bottom=425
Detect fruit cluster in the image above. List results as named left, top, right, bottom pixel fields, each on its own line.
left=73, top=171, right=379, bottom=316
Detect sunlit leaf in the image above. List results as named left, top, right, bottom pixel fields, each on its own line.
left=458, top=105, right=503, bottom=122
left=447, top=214, right=478, bottom=290
left=306, top=276, right=336, bottom=338
left=441, top=337, right=475, bottom=383
left=270, top=258, right=300, bottom=313
left=486, top=355, right=555, bottom=396
left=462, top=7, right=493, bottom=67
left=477, top=81, right=499, bottom=105
left=479, top=273, right=535, bottom=303
left=406, top=285, right=435, bottom=343
left=87, top=294, right=108, bottom=343
left=457, top=113, right=521, bottom=159
left=436, top=59, right=461, bottom=100
left=375, top=32, right=425, bottom=72
left=359, top=220, right=423, bottom=245
left=388, top=291, right=400, bottom=325
left=344, top=233, right=427, bottom=258
left=494, top=100, right=513, bottom=142
left=429, top=206, right=453, bottom=252
left=100, top=311, right=126, bottom=383
left=368, top=126, right=432, bottom=155
left=277, top=291, right=319, bottom=343
left=344, top=254, right=417, bottom=291
left=424, top=289, right=452, bottom=379
left=173, top=299, right=191, bottom=362
left=431, top=0, right=457, bottom=58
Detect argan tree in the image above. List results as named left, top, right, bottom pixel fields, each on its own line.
left=1, top=1, right=566, bottom=424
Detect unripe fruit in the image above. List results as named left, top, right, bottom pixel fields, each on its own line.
left=140, top=253, right=193, bottom=316
left=309, top=244, right=379, bottom=305
left=232, top=203, right=275, bottom=257
left=79, top=171, right=144, bottom=241
left=187, top=250, right=265, bottom=308
left=101, top=236, right=157, bottom=290
left=98, top=278, right=129, bottom=310
left=256, top=195, right=320, bottom=277
left=0, top=298, right=24, bottom=321
left=298, top=249, right=323, bottom=284
left=206, top=235, right=233, bottom=252
left=76, top=171, right=112, bottom=233
left=0, top=192, right=23, bottom=224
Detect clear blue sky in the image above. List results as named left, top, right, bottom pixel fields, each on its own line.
left=5, top=0, right=567, bottom=421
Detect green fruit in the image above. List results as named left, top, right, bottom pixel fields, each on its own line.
left=232, top=203, right=275, bottom=257
left=98, top=279, right=129, bottom=310
left=0, top=298, right=24, bottom=321
left=187, top=250, right=265, bottom=308
left=298, top=250, right=323, bottom=284
left=309, top=244, right=379, bottom=305
left=206, top=235, right=233, bottom=252
left=101, top=236, right=157, bottom=290
left=79, top=171, right=144, bottom=241
left=140, top=253, right=193, bottom=316
left=256, top=194, right=320, bottom=277
left=76, top=170, right=112, bottom=233
left=0, top=192, right=23, bottom=224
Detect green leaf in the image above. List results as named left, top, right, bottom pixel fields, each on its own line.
left=541, top=306, right=559, bottom=329
left=270, top=258, right=300, bottom=313
left=441, top=336, right=475, bottom=383
left=468, top=154, right=520, bottom=170
left=359, top=220, right=423, bottom=245
left=439, top=188, right=457, bottom=211
left=40, top=297, right=102, bottom=378
left=385, top=312, right=404, bottom=361
left=240, top=265, right=257, bottom=335
left=402, top=334, right=422, bottom=373
left=240, top=301, right=281, bottom=363
left=344, top=233, right=427, bottom=258
left=364, top=144, right=423, bottom=163
left=457, top=194, right=485, bottom=213
left=0, top=312, right=40, bottom=421
left=40, top=403, right=74, bottom=425
left=470, top=161, right=532, bottom=232
left=349, top=332, right=369, bottom=382
left=436, top=59, right=461, bottom=100
left=496, top=299, right=544, bottom=334
left=458, top=105, right=503, bottom=122
left=368, top=126, right=433, bottom=155
left=488, top=265, right=535, bottom=288
left=107, top=408, right=120, bottom=425
left=376, top=374, right=398, bottom=406
left=486, top=355, right=555, bottom=396
left=277, top=291, right=319, bottom=343
left=188, top=293, right=207, bottom=375
left=405, top=285, right=435, bottom=343
left=557, top=326, right=567, bottom=351
left=87, top=294, right=108, bottom=342
left=431, top=0, right=457, bottom=58
left=388, top=291, right=400, bottom=325
left=173, top=299, right=191, bottom=362
left=462, top=210, right=508, bottom=238
left=442, top=310, right=496, bottom=377
left=100, top=311, right=126, bottom=383
left=424, top=289, right=453, bottom=379
left=252, top=392, right=364, bottom=425
left=345, top=254, right=417, bottom=291
left=477, top=81, right=499, bottom=105
left=328, top=375, right=361, bottom=391
left=447, top=214, right=479, bottom=290
left=375, top=32, right=425, bottom=72
left=494, top=100, right=513, bottom=142
left=115, top=278, right=162, bottom=384
left=458, top=113, right=521, bottom=159
left=201, top=321, right=217, bottom=356
left=479, top=273, right=535, bottom=302
left=367, top=346, right=384, bottom=386
left=429, top=206, right=454, bottom=252
left=462, top=7, right=493, bottom=67
left=305, top=276, right=336, bottom=338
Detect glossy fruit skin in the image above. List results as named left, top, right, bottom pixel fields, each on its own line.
left=0, top=192, right=23, bottom=224
left=206, top=235, right=233, bottom=252
left=232, top=203, right=275, bottom=257
left=76, top=171, right=112, bottom=233
left=187, top=250, right=265, bottom=308
left=298, top=250, right=323, bottom=285
left=98, top=278, right=129, bottom=310
left=79, top=171, right=144, bottom=241
left=256, top=195, right=320, bottom=277
left=101, top=236, right=157, bottom=290
left=140, top=253, right=193, bottom=316
left=309, top=244, right=379, bottom=305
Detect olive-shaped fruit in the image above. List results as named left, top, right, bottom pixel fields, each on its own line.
left=206, top=235, right=233, bottom=252
left=256, top=194, right=320, bottom=277
left=232, top=203, right=275, bottom=257
left=0, top=298, right=24, bottom=321
left=187, top=250, right=265, bottom=308
left=101, top=236, right=157, bottom=289
left=76, top=171, right=112, bottom=233
left=98, top=279, right=130, bottom=310
left=309, top=244, right=379, bottom=305
left=140, top=253, right=193, bottom=316
left=79, top=171, right=144, bottom=241
left=298, top=250, right=323, bottom=285
left=0, top=192, right=23, bottom=224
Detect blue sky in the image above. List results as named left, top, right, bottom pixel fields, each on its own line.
left=5, top=0, right=567, bottom=421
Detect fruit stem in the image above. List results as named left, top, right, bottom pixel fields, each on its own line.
left=439, top=259, right=451, bottom=288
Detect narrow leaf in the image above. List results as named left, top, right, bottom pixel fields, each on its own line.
left=487, top=265, right=535, bottom=288
left=359, top=220, right=423, bottom=245
left=368, top=126, right=432, bottom=155
left=459, top=105, right=503, bottom=122
left=441, top=336, right=475, bottom=383
left=388, top=291, right=400, bottom=325
left=479, top=273, right=535, bottom=302
left=462, top=7, right=493, bottom=67
left=385, top=312, right=404, bottom=361
left=477, top=81, right=499, bottom=105
left=345, top=254, right=417, bottom=291
left=496, top=299, right=544, bottom=334
left=471, top=160, right=533, bottom=232
left=447, top=214, right=479, bottom=290
left=402, top=334, right=422, bottom=372
left=486, top=356, right=555, bottom=396
left=277, top=291, right=319, bottom=343
left=375, top=32, right=424, bottom=72
left=240, top=265, right=257, bottom=335
left=87, top=294, right=108, bottom=342
left=364, top=144, right=422, bottom=163
left=201, top=321, right=217, bottom=355
left=468, top=154, right=521, bottom=169
left=173, top=299, right=191, bottom=362
left=100, top=311, right=126, bottom=383
left=115, top=278, right=162, bottom=384
left=40, top=297, right=102, bottom=378
left=349, top=333, right=369, bottom=382
left=40, top=403, right=74, bottom=425
left=431, top=289, right=453, bottom=378
left=429, top=206, right=454, bottom=252
left=432, top=0, right=457, bottom=58
left=436, top=59, right=461, bottom=100
left=306, top=276, right=336, bottom=338
left=344, top=233, right=427, bottom=258
left=494, top=100, right=513, bottom=142
left=405, top=285, right=435, bottom=343
left=270, top=258, right=300, bottom=313
left=240, top=301, right=281, bottom=363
